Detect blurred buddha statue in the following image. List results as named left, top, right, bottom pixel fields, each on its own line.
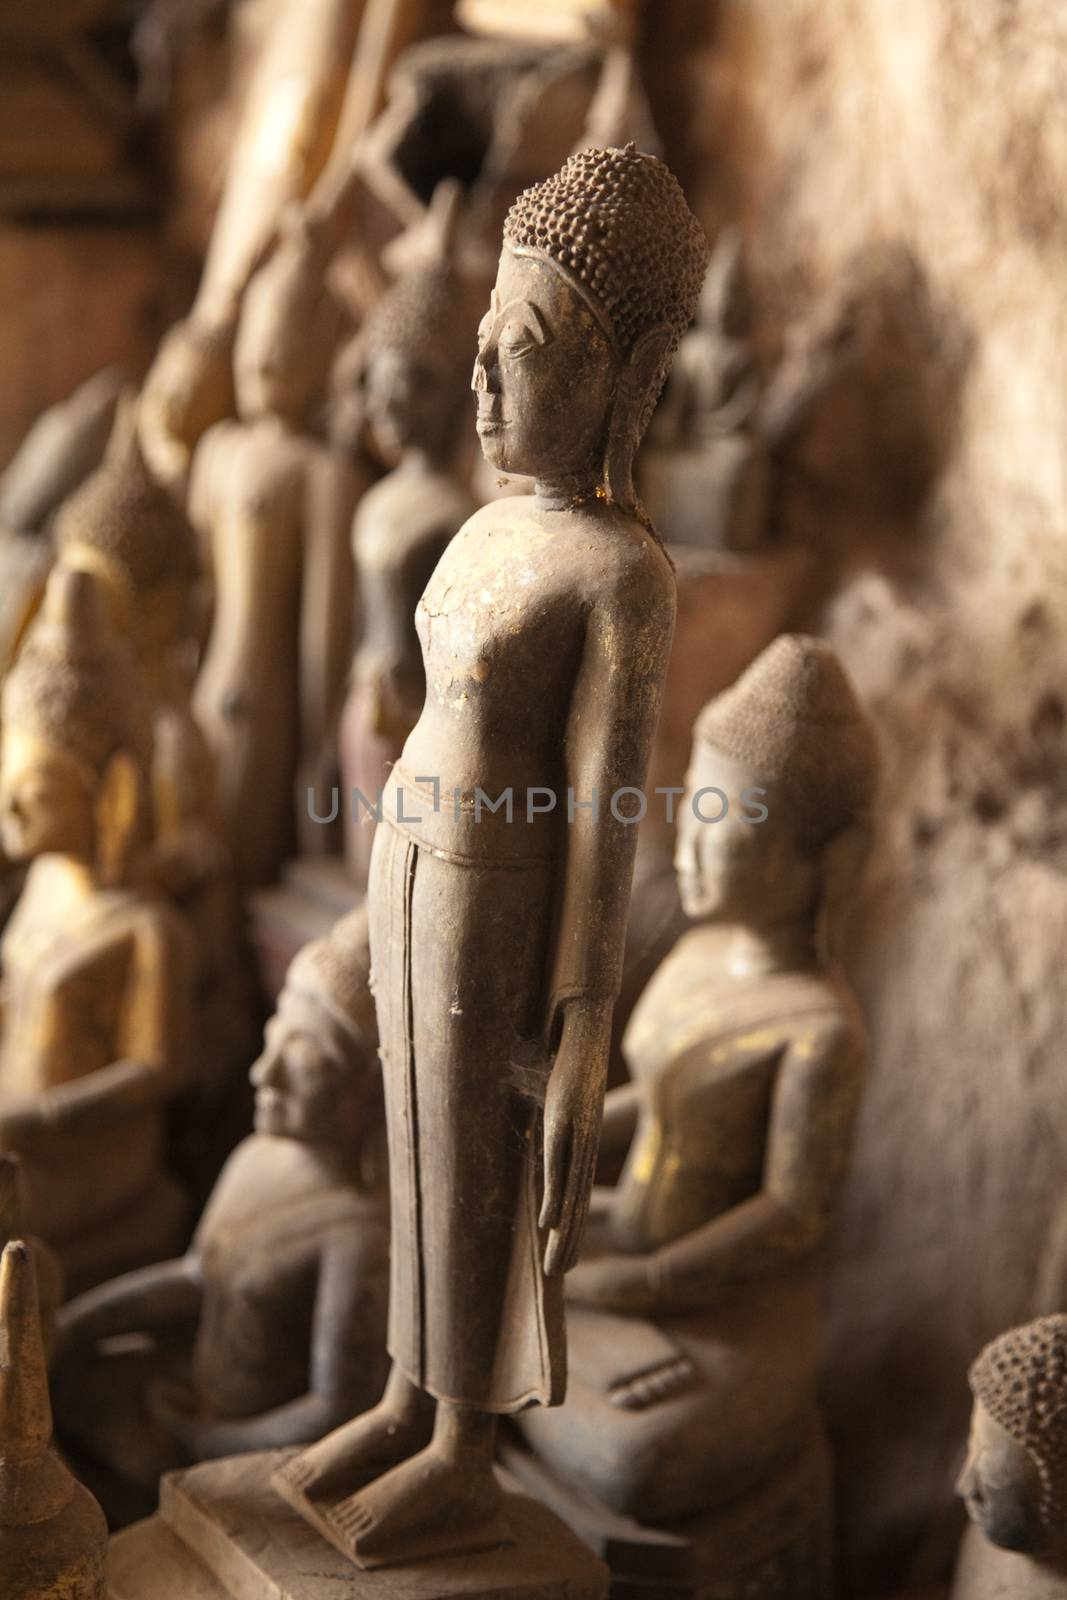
left=0, top=1240, right=108, bottom=1600
left=54, top=403, right=255, bottom=1108
left=519, top=634, right=879, bottom=1598
left=137, top=0, right=368, bottom=494
left=0, top=568, right=193, bottom=1291
left=639, top=229, right=844, bottom=552
left=52, top=904, right=388, bottom=1522
left=338, top=182, right=480, bottom=885
left=0, top=370, right=123, bottom=694
left=190, top=223, right=364, bottom=889
left=952, top=1316, right=1067, bottom=1599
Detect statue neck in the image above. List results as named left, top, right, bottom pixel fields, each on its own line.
left=33, top=854, right=99, bottom=901
left=534, top=470, right=603, bottom=509
left=718, top=917, right=820, bottom=981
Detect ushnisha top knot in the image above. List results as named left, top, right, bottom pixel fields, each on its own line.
left=55, top=398, right=200, bottom=609
left=364, top=182, right=481, bottom=380
left=2, top=566, right=149, bottom=781
left=970, top=1315, right=1067, bottom=1531
left=285, top=903, right=378, bottom=1053
left=503, top=144, right=710, bottom=425
left=695, top=634, right=880, bottom=851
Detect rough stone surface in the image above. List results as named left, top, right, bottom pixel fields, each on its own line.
left=640, top=5, right=1067, bottom=1594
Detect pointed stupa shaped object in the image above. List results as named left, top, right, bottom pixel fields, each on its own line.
left=0, top=1241, right=107, bottom=1600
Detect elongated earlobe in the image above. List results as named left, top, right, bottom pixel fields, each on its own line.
left=603, top=324, right=673, bottom=507
left=94, top=750, right=142, bottom=886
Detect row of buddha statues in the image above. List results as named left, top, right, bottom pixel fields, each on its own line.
left=0, top=8, right=1057, bottom=1596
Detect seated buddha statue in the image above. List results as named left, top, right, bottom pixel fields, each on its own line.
left=951, top=1315, right=1067, bottom=1600
left=338, top=182, right=480, bottom=886
left=189, top=223, right=364, bottom=888
left=52, top=905, right=389, bottom=1522
left=54, top=402, right=256, bottom=1112
left=518, top=633, right=880, bottom=1597
left=0, top=567, right=194, bottom=1291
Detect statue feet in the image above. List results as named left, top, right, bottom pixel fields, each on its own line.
left=271, top=1375, right=434, bottom=1507
left=290, top=1437, right=515, bottom=1570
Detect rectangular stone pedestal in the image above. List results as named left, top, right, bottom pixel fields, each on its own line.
left=109, top=1451, right=610, bottom=1600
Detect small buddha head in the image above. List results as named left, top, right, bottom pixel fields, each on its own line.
left=54, top=399, right=201, bottom=668
left=676, top=635, right=879, bottom=934
left=0, top=567, right=150, bottom=880
left=362, top=182, right=483, bottom=465
left=251, top=906, right=380, bottom=1175
left=139, top=312, right=236, bottom=469
left=475, top=143, right=709, bottom=501
left=234, top=223, right=346, bottom=429
left=960, top=1317, right=1067, bottom=1560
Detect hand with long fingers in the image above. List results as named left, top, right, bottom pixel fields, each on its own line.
left=540, top=998, right=613, bottom=1278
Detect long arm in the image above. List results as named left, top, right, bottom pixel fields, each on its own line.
left=548, top=552, right=677, bottom=1024
left=541, top=543, right=676, bottom=1274
left=55, top=1257, right=203, bottom=1353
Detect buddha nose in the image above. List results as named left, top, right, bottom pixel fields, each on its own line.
left=250, top=1049, right=284, bottom=1090
left=472, top=351, right=499, bottom=395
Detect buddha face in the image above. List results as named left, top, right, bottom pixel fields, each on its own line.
left=365, top=347, right=447, bottom=462
left=957, top=1401, right=1047, bottom=1555
left=0, top=725, right=95, bottom=863
left=251, top=994, right=365, bottom=1146
left=674, top=747, right=814, bottom=924
left=235, top=247, right=335, bottom=426
left=473, top=249, right=618, bottom=484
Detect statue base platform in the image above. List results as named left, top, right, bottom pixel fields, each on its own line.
left=108, top=1451, right=610, bottom=1600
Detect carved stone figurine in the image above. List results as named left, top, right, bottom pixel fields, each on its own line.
left=51, top=905, right=388, bottom=1519
left=638, top=227, right=767, bottom=552
left=0, top=568, right=193, bottom=1291
left=190, top=223, right=362, bottom=888
left=952, top=1316, right=1067, bottom=1600
left=54, top=403, right=254, bottom=1105
left=518, top=634, right=879, bottom=1597
left=0, top=1240, right=108, bottom=1600
left=639, top=228, right=838, bottom=553
left=338, top=184, right=480, bottom=885
left=273, top=144, right=709, bottom=1570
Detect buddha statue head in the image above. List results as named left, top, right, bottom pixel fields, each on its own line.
left=362, top=182, right=483, bottom=466
left=0, top=567, right=149, bottom=883
left=474, top=143, right=709, bottom=505
left=234, top=223, right=346, bottom=430
left=54, top=400, right=201, bottom=671
left=676, top=635, right=879, bottom=938
left=138, top=313, right=237, bottom=475
left=250, top=906, right=381, bottom=1181
left=959, top=1316, right=1067, bottom=1561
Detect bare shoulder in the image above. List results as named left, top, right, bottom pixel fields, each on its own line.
left=788, top=983, right=868, bottom=1076
left=588, top=504, right=676, bottom=619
